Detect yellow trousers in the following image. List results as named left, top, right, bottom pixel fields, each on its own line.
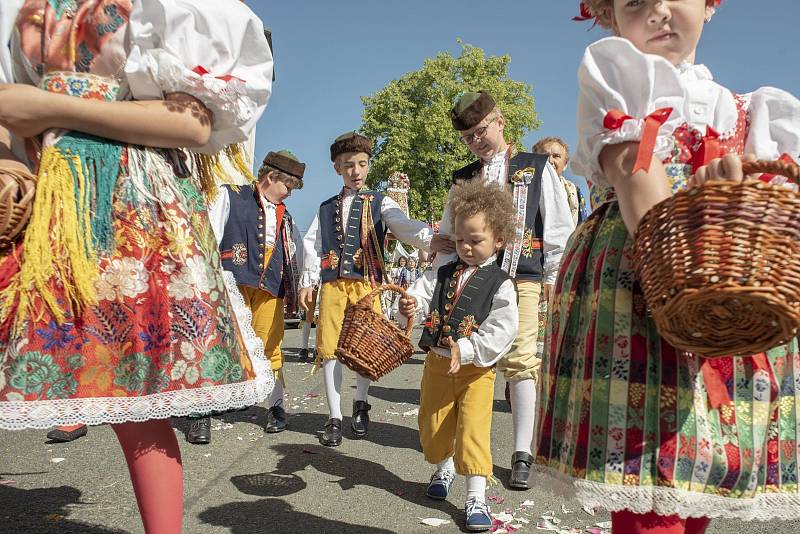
left=497, top=281, right=541, bottom=382
left=238, top=285, right=284, bottom=371
left=316, top=278, right=381, bottom=360
left=418, top=352, right=495, bottom=477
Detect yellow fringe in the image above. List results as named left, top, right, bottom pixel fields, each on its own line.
left=1, top=147, right=98, bottom=328
left=194, top=143, right=255, bottom=203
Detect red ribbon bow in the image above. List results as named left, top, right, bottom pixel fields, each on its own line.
left=691, top=126, right=722, bottom=173
left=573, top=2, right=594, bottom=21
left=603, top=107, right=673, bottom=174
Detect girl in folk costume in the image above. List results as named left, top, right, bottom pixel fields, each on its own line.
left=0, top=1, right=273, bottom=532
left=536, top=1, right=800, bottom=533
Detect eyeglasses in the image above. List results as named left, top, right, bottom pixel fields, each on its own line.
left=459, top=117, right=497, bottom=145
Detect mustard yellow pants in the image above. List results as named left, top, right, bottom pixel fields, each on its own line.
left=238, top=285, right=284, bottom=371
left=497, top=280, right=542, bottom=382
left=316, top=278, right=381, bottom=360
left=418, top=352, right=496, bottom=477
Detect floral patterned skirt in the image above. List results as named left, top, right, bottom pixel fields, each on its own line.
left=0, top=146, right=272, bottom=429
left=534, top=201, right=800, bottom=520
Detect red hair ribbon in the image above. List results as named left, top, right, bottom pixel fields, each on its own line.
left=603, top=107, right=673, bottom=173
left=691, top=126, right=721, bottom=173
left=573, top=2, right=594, bottom=21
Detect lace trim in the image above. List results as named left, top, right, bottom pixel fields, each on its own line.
left=149, top=50, right=255, bottom=134
left=0, top=272, right=273, bottom=430
left=532, top=464, right=800, bottom=521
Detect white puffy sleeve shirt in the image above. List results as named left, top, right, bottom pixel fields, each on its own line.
left=125, top=0, right=273, bottom=154
left=573, top=37, right=800, bottom=187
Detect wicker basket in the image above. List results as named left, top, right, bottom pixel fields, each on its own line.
left=633, top=158, right=800, bottom=358
left=0, top=169, right=36, bottom=252
left=335, top=284, right=415, bottom=381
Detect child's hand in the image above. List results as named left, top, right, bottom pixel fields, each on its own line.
left=691, top=154, right=757, bottom=186
left=298, top=287, right=314, bottom=312
left=398, top=296, right=417, bottom=318
left=446, top=337, right=461, bottom=375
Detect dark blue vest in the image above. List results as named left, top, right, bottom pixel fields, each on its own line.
left=453, top=152, right=548, bottom=282
left=219, top=184, right=291, bottom=297
left=418, top=261, right=511, bottom=351
left=319, top=190, right=387, bottom=283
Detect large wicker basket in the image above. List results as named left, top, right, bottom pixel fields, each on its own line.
left=335, top=284, right=415, bottom=381
left=0, top=168, right=35, bottom=252
left=633, top=158, right=800, bottom=358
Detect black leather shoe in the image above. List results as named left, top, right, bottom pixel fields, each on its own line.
left=265, top=406, right=287, bottom=433
left=186, top=416, right=212, bottom=445
left=319, top=417, right=342, bottom=447
left=298, top=348, right=311, bottom=362
left=46, top=425, right=88, bottom=443
left=509, top=451, right=534, bottom=490
left=351, top=400, right=371, bottom=437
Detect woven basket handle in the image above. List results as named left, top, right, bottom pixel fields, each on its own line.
left=359, top=283, right=415, bottom=337
left=741, top=158, right=800, bottom=184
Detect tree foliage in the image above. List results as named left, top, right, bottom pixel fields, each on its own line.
left=361, top=41, right=540, bottom=221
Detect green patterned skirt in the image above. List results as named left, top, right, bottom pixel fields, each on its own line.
left=534, top=200, right=800, bottom=520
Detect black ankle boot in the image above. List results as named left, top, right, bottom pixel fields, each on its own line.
left=265, top=406, right=287, bottom=433
left=319, top=417, right=342, bottom=447
left=351, top=400, right=371, bottom=437
left=509, top=451, right=534, bottom=489
left=186, top=416, right=212, bottom=445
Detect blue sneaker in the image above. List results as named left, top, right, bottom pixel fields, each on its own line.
left=464, top=497, right=492, bottom=531
left=425, top=469, right=455, bottom=500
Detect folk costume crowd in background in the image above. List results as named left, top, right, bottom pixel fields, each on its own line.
left=0, top=1, right=799, bottom=534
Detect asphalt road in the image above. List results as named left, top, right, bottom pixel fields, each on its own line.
left=1, top=326, right=798, bottom=533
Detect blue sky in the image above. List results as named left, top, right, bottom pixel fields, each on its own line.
left=250, top=1, right=799, bottom=232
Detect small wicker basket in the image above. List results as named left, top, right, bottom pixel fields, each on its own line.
left=633, top=158, right=800, bottom=358
left=0, top=168, right=36, bottom=252
left=335, top=284, right=415, bottom=381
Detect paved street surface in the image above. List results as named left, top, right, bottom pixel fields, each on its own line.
left=2, top=326, right=799, bottom=533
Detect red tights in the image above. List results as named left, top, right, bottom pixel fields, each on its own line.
left=612, top=511, right=711, bottom=534
left=112, top=419, right=183, bottom=534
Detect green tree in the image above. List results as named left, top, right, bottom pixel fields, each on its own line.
left=361, top=41, right=540, bottom=222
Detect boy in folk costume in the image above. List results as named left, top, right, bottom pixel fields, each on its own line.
left=299, top=131, right=433, bottom=447
left=430, top=91, right=576, bottom=489
left=208, top=150, right=305, bottom=437
left=399, top=180, right=519, bottom=531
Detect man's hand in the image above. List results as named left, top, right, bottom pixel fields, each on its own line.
left=398, top=295, right=418, bottom=318
left=430, top=234, right=456, bottom=254
left=446, top=337, right=461, bottom=375
left=298, top=287, right=315, bottom=312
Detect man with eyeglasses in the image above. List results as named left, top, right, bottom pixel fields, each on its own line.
left=429, top=91, right=575, bottom=492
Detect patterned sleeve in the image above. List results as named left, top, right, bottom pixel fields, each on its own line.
left=125, top=0, right=273, bottom=154
left=573, top=37, right=687, bottom=187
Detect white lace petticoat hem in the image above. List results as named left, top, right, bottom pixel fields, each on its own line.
left=533, top=464, right=800, bottom=521
left=0, top=271, right=275, bottom=430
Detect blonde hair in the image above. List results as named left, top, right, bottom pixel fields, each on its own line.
left=448, top=180, right=516, bottom=243
left=533, top=136, right=570, bottom=163
left=258, top=167, right=303, bottom=190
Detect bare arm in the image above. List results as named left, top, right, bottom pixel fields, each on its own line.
left=0, top=84, right=212, bottom=148
left=599, top=142, right=671, bottom=236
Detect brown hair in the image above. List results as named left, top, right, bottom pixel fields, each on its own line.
left=259, top=167, right=303, bottom=190
left=533, top=136, right=570, bottom=161
left=448, top=180, right=515, bottom=243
